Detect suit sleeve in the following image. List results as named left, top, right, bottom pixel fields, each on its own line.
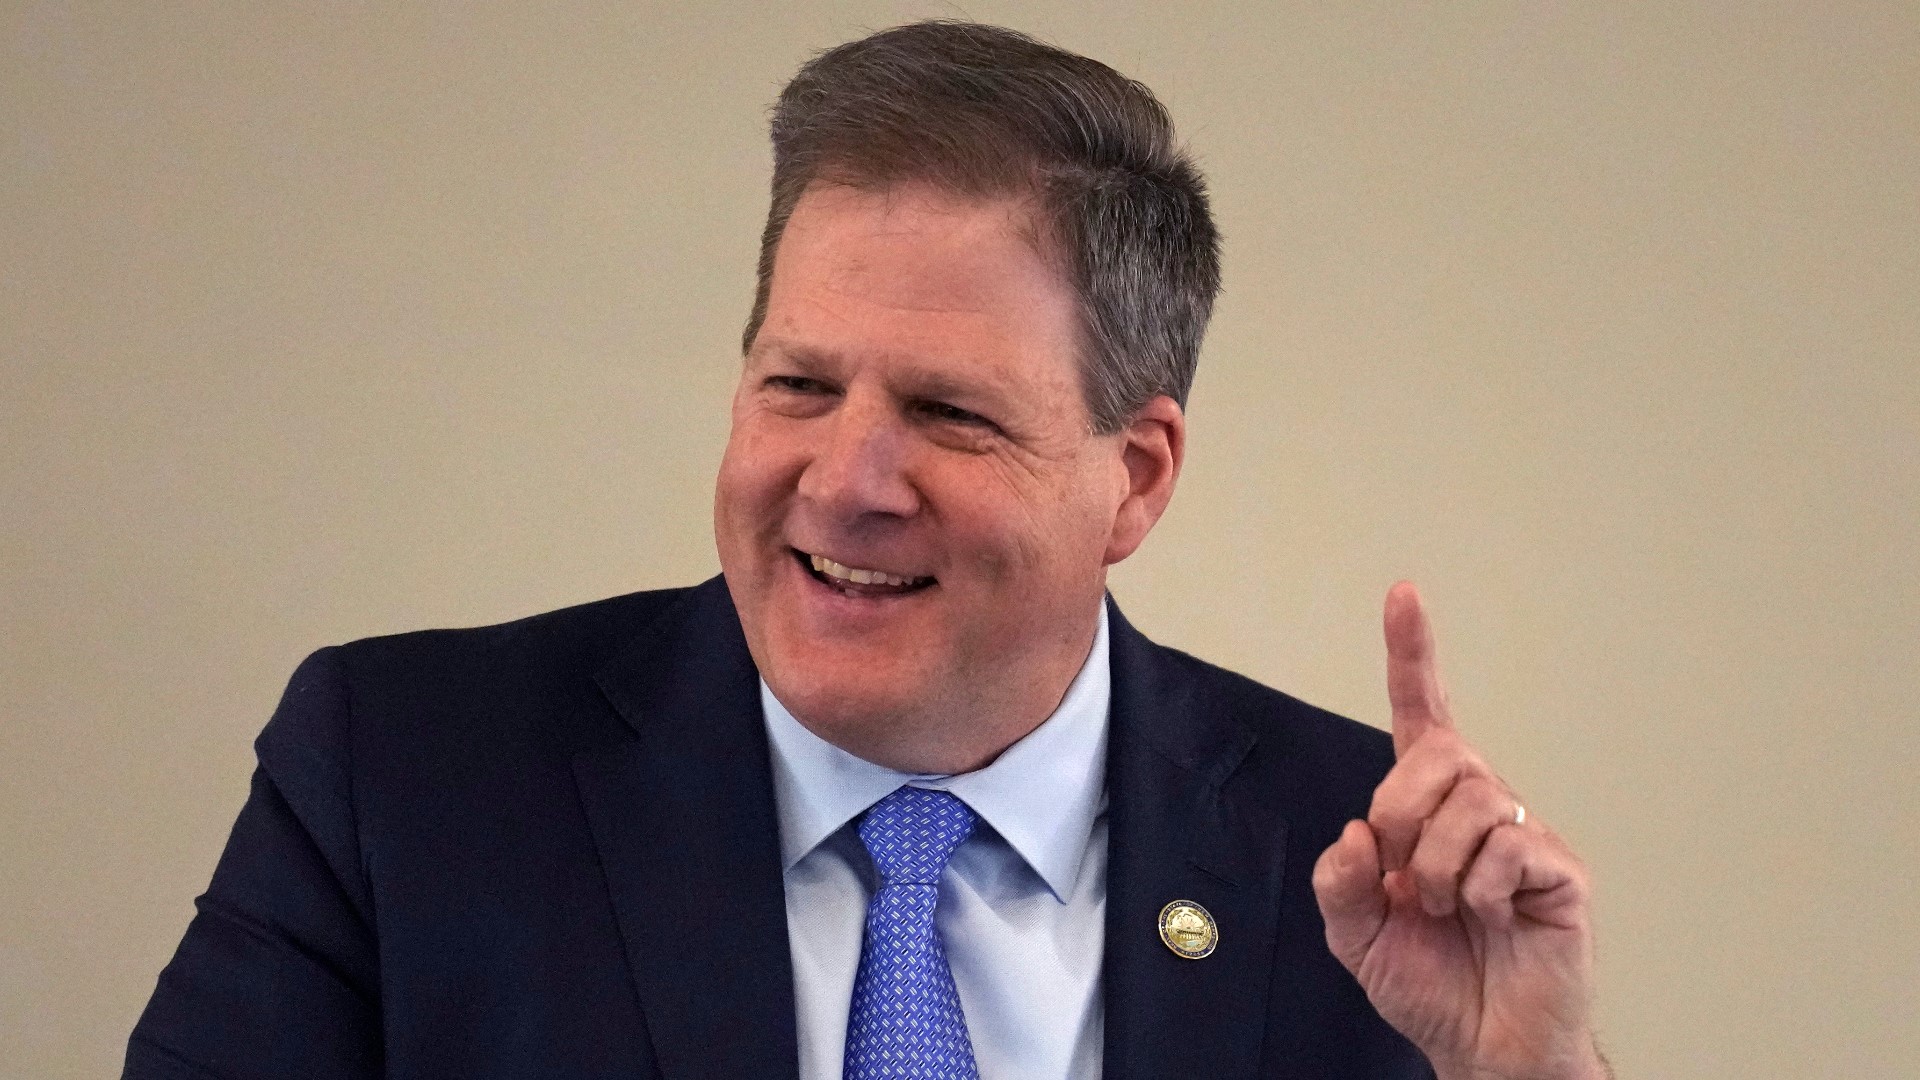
left=125, top=647, right=383, bottom=1079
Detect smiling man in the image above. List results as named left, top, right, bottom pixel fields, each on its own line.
left=128, top=21, right=1607, bottom=1080
left=716, top=182, right=1176, bottom=776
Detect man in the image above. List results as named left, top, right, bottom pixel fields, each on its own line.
left=127, top=21, right=1606, bottom=1080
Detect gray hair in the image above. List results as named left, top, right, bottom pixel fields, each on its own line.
left=742, top=20, right=1221, bottom=434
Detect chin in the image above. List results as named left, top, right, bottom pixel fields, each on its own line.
left=769, top=638, right=922, bottom=710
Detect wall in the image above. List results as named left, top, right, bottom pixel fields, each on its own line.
left=4, top=2, right=1916, bottom=1076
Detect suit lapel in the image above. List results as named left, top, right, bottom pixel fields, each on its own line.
left=569, top=582, right=1297, bottom=1079
left=1102, top=599, right=1289, bottom=1080
left=573, top=578, right=799, bottom=1080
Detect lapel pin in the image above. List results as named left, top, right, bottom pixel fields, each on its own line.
left=1158, top=899, right=1217, bottom=959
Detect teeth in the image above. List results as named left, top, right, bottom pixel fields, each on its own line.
left=808, top=553, right=919, bottom=588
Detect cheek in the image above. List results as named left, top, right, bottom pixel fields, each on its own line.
left=951, top=460, right=1118, bottom=585
left=715, top=425, right=796, bottom=548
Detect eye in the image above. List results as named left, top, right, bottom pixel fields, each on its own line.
left=758, top=373, right=840, bottom=418
left=764, top=375, right=836, bottom=396
left=913, top=399, right=994, bottom=429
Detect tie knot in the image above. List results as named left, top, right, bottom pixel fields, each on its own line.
left=857, top=787, right=977, bottom=885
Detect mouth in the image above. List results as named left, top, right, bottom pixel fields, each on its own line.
left=792, top=548, right=936, bottom=598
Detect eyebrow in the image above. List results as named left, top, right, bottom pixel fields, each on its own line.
left=745, top=338, right=832, bottom=372
left=748, top=337, right=1017, bottom=415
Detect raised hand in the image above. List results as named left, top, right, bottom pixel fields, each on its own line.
left=1311, top=583, right=1608, bottom=1080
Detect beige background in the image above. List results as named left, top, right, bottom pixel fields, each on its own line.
left=4, top=2, right=1916, bottom=1076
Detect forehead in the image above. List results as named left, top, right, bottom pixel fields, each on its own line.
left=754, top=182, right=1084, bottom=393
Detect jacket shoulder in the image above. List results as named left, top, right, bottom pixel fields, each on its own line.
left=328, top=584, right=699, bottom=677
left=257, top=583, right=715, bottom=785
left=1136, top=635, right=1395, bottom=822
left=1176, top=645, right=1390, bottom=758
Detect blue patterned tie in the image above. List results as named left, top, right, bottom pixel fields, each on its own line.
left=843, top=786, right=980, bottom=1080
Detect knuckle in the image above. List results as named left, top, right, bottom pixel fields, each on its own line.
left=1461, top=875, right=1502, bottom=912
left=1456, top=742, right=1495, bottom=778
left=1566, top=868, right=1592, bottom=901
left=1366, top=804, right=1415, bottom=842
left=1484, top=821, right=1528, bottom=860
left=1366, top=787, right=1408, bottom=827
left=1461, top=776, right=1509, bottom=816
left=1407, top=843, right=1458, bottom=888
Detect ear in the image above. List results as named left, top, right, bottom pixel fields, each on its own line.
left=1103, top=395, right=1185, bottom=565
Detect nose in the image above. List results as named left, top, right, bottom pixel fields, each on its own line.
left=796, top=392, right=920, bottom=522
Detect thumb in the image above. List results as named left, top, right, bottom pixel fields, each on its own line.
left=1312, top=819, right=1388, bottom=974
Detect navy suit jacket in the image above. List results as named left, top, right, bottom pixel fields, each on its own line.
left=127, top=577, right=1430, bottom=1078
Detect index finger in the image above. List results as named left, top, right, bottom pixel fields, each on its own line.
left=1384, top=580, right=1453, bottom=757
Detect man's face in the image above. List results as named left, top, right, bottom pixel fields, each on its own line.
left=714, top=181, right=1143, bottom=771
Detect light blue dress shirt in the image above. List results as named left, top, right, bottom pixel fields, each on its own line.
left=761, top=605, right=1111, bottom=1080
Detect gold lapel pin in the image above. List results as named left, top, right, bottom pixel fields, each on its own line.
left=1158, top=899, right=1217, bottom=959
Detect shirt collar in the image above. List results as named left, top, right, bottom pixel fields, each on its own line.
left=761, top=604, right=1110, bottom=902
